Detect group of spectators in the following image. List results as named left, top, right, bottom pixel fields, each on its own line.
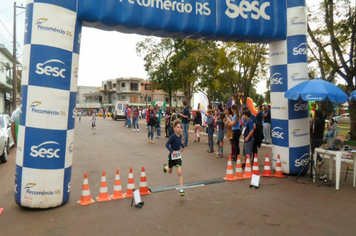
left=122, top=101, right=274, bottom=168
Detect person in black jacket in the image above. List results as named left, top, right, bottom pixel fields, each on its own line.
left=193, top=111, right=202, bottom=142
left=311, top=110, right=325, bottom=162
left=252, top=105, right=264, bottom=161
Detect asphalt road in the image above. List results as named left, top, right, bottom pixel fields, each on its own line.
left=0, top=117, right=355, bottom=236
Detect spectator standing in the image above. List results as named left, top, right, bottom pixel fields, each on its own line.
left=252, top=105, right=264, bottom=162
left=224, top=107, right=236, bottom=159
left=156, top=106, right=162, bottom=138
left=181, top=101, right=190, bottom=147
left=215, top=112, right=225, bottom=158
left=133, top=107, right=140, bottom=131
left=126, top=106, right=132, bottom=128
left=193, top=110, right=202, bottom=142
left=263, top=105, right=271, bottom=144
left=242, top=110, right=254, bottom=165
left=226, top=104, right=241, bottom=162
left=165, top=107, right=171, bottom=138
left=147, top=105, right=156, bottom=143
left=11, top=105, right=21, bottom=148
left=169, top=108, right=177, bottom=136
left=206, top=109, right=214, bottom=153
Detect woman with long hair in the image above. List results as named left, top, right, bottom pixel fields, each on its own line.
left=193, top=111, right=202, bottom=142
left=224, top=107, right=236, bottom=159
left=226, top=104, right=241, bottom=162
left=146, top=105, right=156, bottom=144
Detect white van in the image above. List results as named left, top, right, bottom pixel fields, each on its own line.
left=112, top=101, right=129, bottom=120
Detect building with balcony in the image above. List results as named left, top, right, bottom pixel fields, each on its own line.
left=76, top=86, right=104, bottom=111
left=102, top=77, right=185, bottom=109
left=0, top=44, right=20, bottom=114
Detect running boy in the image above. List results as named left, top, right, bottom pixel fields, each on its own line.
left=90, top=113, right=97, bottom=134
left=163, top=120, right=185, bottom=196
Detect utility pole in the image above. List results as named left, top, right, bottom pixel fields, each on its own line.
left=12, top=2, right=26, bottom=112
left=12, top=2, right=17, bottom=112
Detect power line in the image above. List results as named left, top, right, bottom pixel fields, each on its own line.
left=0, top=20, right=13, bottom=38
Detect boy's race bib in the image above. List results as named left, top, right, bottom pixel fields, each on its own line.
left=171, top=150, right=182, bottom=160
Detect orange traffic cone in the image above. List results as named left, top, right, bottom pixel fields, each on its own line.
left=139, top=167, right=151, bottom=196
left=243, top=155, right=252, bottom=179
left=274, top=154, right=285, bottom=178
left=235, top=155, right=245, bottom=180
left=262, top=154, right=273, bottom=177
left=223, top=156, right=236, bottom=181
left=252, top=153, right=260, bottom=176
left=111, top=169, right=125, bottom=200
left=96, top=170, right=111, bottom=202
left=124, top=167, right=135, bottom=198
left=77, top=173, right=95, bottom=206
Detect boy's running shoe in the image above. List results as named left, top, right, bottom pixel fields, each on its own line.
left=163, top=164, right=167, bottom=173
left=180, top=189, right=185, bottom=197
left=206, top=149, right=214, bottom=153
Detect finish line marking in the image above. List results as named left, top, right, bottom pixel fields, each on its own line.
left=150, top=178, right=225, bottom=193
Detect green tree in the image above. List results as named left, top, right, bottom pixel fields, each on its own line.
left=215, top=42, right=268, bottom=105
left=136, top=38, right=179, bottom=106
left=308, top=0, right=356, bottom=138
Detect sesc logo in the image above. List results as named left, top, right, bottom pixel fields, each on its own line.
left=294, top=101, right=308, bottom=112
left=225, top=0, right=271, bottom=20
left=30, top=141, right=61, bottom=158
left=36, top=59, right=66, bottom=78
left=270, top=73, right=283, bottom=85
left=293, top=43, right=307, bottom=56
left=272, top=127, right=284, bottom=139
left=295, top=153, right=309, bottom=167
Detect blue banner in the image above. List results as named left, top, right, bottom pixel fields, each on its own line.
left=78, top=0, right=287, bottom=43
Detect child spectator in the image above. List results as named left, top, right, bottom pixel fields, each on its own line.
left=215, top=112, right=225, bottom=158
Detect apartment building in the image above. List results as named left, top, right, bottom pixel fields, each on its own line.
left=0, top=44, right=20, bottom=114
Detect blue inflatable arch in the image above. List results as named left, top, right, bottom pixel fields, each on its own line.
left=16, top=0, right=308, bottom=208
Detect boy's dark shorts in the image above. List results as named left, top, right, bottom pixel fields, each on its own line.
left=167, top=154, right=182, bottom=168
left=92, top=123, right=96, bottom=127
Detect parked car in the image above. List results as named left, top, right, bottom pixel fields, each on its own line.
left=334, top=113, right=350, bottom=124
left=0, top=114, right=13, bottom=154
left=0, top=123, right=8, bottom=163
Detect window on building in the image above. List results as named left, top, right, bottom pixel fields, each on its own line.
left=121, top=96, right=126, bottom=100
left=173, top=97, right=177, bottom=102
left=130, top=83, right=138, bottom=91
left=141, top=83, right=144, bottom=86
left=113, top=84, right=116, bottom=88
left=141, top=96, right=144, bottom=99
left=121, top=83, right=125, bottom=87
left=147, top=96, right=152, bottom=102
